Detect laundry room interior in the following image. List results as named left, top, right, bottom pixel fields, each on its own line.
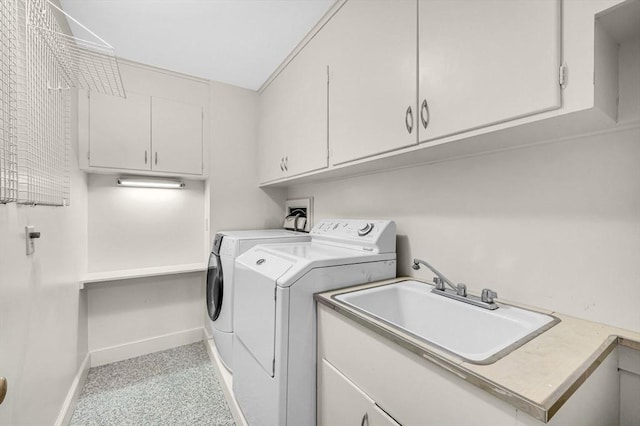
left=1, top=0, right=639, bottom=425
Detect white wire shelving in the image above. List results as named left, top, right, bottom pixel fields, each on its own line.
left=30, top=0, right=126, bottom=98
left=1, top=0, right=19, bottom=203
left=1, top=0, right=125, bottom=207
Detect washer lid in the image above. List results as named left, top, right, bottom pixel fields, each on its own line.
left=236, top=243, right=396, bottom=288
left=237, top=247, right=293, bottom=281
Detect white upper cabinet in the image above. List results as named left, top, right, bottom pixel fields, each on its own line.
left=257, top=0, right=631, bottom=187
left=327, top=0, right=417, bottom=166
left=418, top=0, right=561, bottom=142
left=89, top=91, right=151, bottom=171
left=80, top=60, right=209, bottom=178
left=88, top=93, right=203, bottom=175
left=258, top=28, right=330, bottom=184
left=151, top=97, right=203, bottom=175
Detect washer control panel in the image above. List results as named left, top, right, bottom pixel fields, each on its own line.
left=310, top=219, right=396, bottom=253
left=357, top=223, right=374, bottom=236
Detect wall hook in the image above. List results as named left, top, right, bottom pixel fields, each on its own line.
left=25, top=226, right=41, bottom=255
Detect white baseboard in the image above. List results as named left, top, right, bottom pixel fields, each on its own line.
left=90, top=327, right=205, bottom=367
left=204, top=334, right=247, bottom=426
left=55, top=353, right=90, bottom=426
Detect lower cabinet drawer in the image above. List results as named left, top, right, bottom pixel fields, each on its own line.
left=319, top=358, right=400, bottom=426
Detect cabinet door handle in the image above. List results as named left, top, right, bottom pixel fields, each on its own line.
left=155, top=152, right=158, bottom=165
left=405, top=106, right=413, bottom=134
left=284, top=156, right=288, bottom=172
left=420, top=98, right=430, bottom=129
left=144, top=150, right=148, bottom=164
left=360, top=412, right=368, bottom=426
left=280, top=157, right=284, bottom=171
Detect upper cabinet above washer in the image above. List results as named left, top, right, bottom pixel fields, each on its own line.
left=418, top=0, right=561, bottom=143
left=258, top=24, right=331, bottom=184
left=327, top=0, right=418, bottom=166
left=258, top=0, right=632, bottom=188
left=79, top=60, right=209, bottom=178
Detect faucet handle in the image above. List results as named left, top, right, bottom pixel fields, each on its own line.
left=481, top=289, right=497, bottom=303
left=433, top=277, right=445, bottom=291
left=456, top=283, right=467, bottom=297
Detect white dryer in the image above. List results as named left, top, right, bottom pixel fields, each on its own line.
left=206, top=229, right=310, bottom=372
left=233, top=219, right=396, bottom=426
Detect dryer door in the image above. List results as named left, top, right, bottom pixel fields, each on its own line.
left=234, top=249, right=292, bottom=377
left=206, top=252, right=223, bottom=321
left=206, top=234, right=225, bottom=322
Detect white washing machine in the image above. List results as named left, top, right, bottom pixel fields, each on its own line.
left=233, top=219, right=396, bottom=426
left=206, top=229, right=310, bottom=372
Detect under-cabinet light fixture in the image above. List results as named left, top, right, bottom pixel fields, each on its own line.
left=116, top=176, right=185, bottom=189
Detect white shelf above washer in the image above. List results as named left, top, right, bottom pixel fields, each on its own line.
left=81, top=262, right=207, bottom=289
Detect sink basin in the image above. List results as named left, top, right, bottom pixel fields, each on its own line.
left=334, top=280, right=559, bottom=364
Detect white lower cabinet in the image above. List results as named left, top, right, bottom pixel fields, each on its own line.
left=317, top=304, right=517, bottom=426
left=319, top=359, right=400, bottom=426
left=317, top=304, right=621, bottom=426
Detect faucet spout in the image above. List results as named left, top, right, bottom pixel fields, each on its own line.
left=411, top=258, right=499, bottom=310
left=411, top=258, right=458, bottom=292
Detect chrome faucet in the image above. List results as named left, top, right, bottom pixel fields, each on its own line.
left=411, top=258, right=498, bottom=310
left=412, top=258, right=457, bottom=291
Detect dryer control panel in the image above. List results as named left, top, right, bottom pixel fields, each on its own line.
left=310, top=219, right=396, bottom=253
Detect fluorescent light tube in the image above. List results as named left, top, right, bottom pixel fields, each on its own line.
left=116, top=177, right=185, bottom=189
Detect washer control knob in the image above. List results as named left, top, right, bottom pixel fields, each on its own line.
left=357, top=223, right=374, bottom=236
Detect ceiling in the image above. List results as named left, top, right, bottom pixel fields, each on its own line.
left=59, top=0, right=335, bottom=91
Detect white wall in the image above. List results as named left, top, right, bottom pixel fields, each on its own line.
left=209, top=80, right=286, bottom=241
left=204, top=82, right=286, bottom=334
left=0, top=91, right=88, bottom=425
left=290, top=34, right=640, bottom=333
left=84, top=149, right=208, bottom=367
left=87, top=174, right=206, bottom=272
left=82, top=81, right=289, bottom=365
left=86, top=273, right=204, bottom=366
left=289, top=125, right=640, bottom=332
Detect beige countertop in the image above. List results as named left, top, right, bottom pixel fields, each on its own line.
left=315, top=277, right=640, bottom=423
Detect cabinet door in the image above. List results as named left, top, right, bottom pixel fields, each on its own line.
left=418, top=0, right=561, bottom=142
left=258, top=73, right=294, bottom=183
left=327, top=0, right=417, bottom=165
left=319, top=359, right=400, bottom=426
left=89, top=91, right=151, bottom=170
left=151, top=97, right=203, bottom=175
left=258, top=30, right=329, bottom=184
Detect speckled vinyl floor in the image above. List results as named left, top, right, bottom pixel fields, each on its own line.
left=70, top=342, right=235, bottom=426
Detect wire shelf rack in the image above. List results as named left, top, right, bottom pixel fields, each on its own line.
left=29, top=0, right=126, bottom=98
left=13, top=0, right=71, bottom=206
left=1, top=0, right=126, bottom=207
left=1, top=0, right=19, bottom=203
